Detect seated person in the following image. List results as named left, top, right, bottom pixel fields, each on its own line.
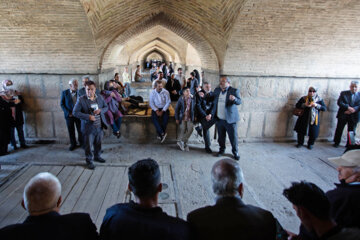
left=187, top=158, right=277, bottom=240
left=166, top=73, right=181, bottom=101
left=149, top=80, right=171, bottom=142
left=100, top=158, right=191, bottom=240
left=284, top=181, right=360, bottom=240
left=0, top=172, right=98, bottom=240
left=328, top=150, right=360, bottom=228
left=111, top=80, right=143, bottom=111
left=152, top=71, right=167, bottom=89
left=101, top=81, right=123, bottom=138
left=298, top=150, right=360, bottom=240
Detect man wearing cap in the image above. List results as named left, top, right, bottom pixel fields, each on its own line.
left=327, top=150, right=360, bottom=229
left=298, top=150, right=360, bottom=240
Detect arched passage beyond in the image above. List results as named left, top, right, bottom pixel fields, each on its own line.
left=100, top=13, right=219, bottom=72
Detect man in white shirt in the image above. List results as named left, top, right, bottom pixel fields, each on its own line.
left=149, top=80, right=171, bottom=143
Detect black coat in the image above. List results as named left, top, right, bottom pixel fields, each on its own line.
left=100, top=202, right=191, bottom=240
left=0, top=97, right=14, bottom=146
left=165, top=78, right=181, bottom=101
left=299, top=182, right=360, bottom=240
left=196, top=90, right=214, bottom=119
left=336, top=90, right=360, bottom=123
left=327, top=182, right=360, bottom=229
left=187, top=197, right=277, bottom=240
left=13, top=92, right=24, bottom=125
left=294, top=96, right=326, bottom=136
left=0, top=211, right=99, bottom=240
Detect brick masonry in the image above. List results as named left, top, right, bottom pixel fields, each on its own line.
left=1, top=0, right=360, bottom=143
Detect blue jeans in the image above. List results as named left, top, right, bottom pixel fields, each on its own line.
left=83, top=127, right=103, bottom=162
left=151, top=110, right=169, bottom=137
left=111, top=117, right=122, bottom=133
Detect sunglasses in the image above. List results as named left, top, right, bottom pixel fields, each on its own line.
left=308, top=90, right=316, bottom=93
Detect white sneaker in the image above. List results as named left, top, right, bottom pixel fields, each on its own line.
left=177, top=141, right=185, bottom=151
left=161, top=133, right=167, bottom=143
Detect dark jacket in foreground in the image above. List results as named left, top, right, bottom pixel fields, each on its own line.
left=187, top=196, right=277, bottom=240
left=327, top=182, right=360, bottom=229
left=100, top=201, right=192, bottom=240
left=0, top=211, right=99, bottom=240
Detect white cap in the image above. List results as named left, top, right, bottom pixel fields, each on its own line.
left=328, top=150, right=360, bottom=167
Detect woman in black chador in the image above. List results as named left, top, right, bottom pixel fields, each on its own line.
left=0, top=80, right=16, bottom=156
left=294, top=86, right=326, bottom=149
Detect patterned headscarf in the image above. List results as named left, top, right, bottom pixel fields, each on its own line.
left=0, top=79, right=15, bottom=98
left=307, top=86, right=321, bottom=125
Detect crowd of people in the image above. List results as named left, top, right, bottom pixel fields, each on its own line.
left=1, top=150, right=359, bottom=240
left=0, top=64, right=359, bottom=168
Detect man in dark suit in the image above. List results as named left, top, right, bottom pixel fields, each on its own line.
left=211, top=76, right=241, bottom=160
left=196, top=82, right=216, bottom=153
left=100, top=158, right=192, bottom=240
left=60, top=78, right=82, bottom=151
left=73, top=81, right=108, bottom=169
left=0, top=172, right=99, bottom=240
left=334, top=81, right=360, bottom=147
left=187, top=158, right=277, bottom=240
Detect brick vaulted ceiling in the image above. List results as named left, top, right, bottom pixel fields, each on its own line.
left=79, top=0, right=245, bottom=71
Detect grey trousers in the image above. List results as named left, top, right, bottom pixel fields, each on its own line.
left=177, top=121, right=194, bottom=144
left=84, top=127, right=103, bottom=163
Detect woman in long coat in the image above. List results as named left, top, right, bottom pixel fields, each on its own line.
left=0, top=80, right=16, bottom=155
left=294, top=86, right=327, bottom=149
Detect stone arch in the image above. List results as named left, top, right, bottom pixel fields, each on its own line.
left=100, top=13, right=219, bottom=72
left=145, top=51, right=165, bottom=62
left=135, top=46, right=172, bottom=64
left=129, top=40, right=181, bottom=64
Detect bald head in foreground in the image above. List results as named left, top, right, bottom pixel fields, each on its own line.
left=187, top=158, right=277, bottom=240
left=0, top=172, right=99, bottom=240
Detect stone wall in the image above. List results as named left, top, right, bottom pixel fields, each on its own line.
left=226, top=76, right=360, bottom=142
left=1, top=73, right=358, bottom=144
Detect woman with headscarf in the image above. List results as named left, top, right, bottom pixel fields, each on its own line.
left=294, top=86, right=327, bottom=149
left=2, top=80, right=27, bottom=149
left=0, top=80, right=16, bottom=155
left=101, top=81, right=123, bottom=138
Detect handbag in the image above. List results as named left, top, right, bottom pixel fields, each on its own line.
left=293, top=108, right=304, bottom=117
